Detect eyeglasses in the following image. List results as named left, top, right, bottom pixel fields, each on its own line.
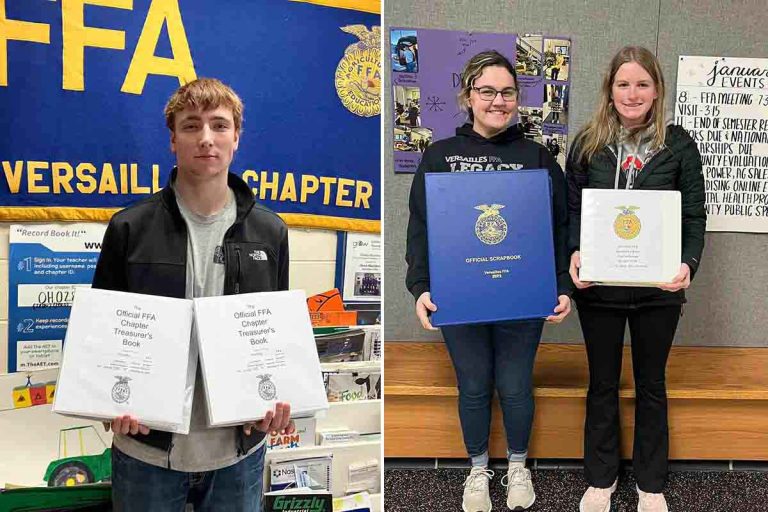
left=472, top=86, right=518, bottom=102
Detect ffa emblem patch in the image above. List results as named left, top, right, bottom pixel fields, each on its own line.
left=335, top=25, right=381, bottom=117
left=257, top=374, right=277, bottom=401
left=474, top=204, right=508, bottom=245
left=613, top=206, right=642, bottom=240
left=111, top=376, right=131, bottom=404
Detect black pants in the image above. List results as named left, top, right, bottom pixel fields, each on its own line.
left=577, top=304, right=681, bottom=493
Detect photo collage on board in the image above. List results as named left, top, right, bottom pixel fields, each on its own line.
left=392, top=29, right=434, bottom=164
left=517, top=35, right=571, bottom=170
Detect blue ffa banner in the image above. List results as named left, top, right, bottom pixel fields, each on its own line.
left=8, top=224, right=106, bottom=373
left=0, top=1, right=380, bottom=232
left=426, top=170, right=557, bottom=326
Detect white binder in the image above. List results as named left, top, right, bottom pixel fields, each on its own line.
left=580, top=189, right=681, bottom=286
left=53, top=288, right=193, bottom=433
left=194, top=290, right=329, bottom=427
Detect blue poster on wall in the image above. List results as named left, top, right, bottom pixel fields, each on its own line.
left=7, top=224, right=106, bottom=373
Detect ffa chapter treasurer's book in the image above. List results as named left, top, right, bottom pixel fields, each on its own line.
left=194, top=290, right=329, bottom=427
left=425, top=169, right=557, bottom=326
left=53, top=288, right=193, bottom=433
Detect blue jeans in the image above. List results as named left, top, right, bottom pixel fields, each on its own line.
left=111, top=444, right=265, bottom=512
left=441, top=320, right=543, bottom=461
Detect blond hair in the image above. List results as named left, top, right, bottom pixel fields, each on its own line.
left=575, top=46, right=666, bottom=164
left=164, top=78, right=244, bottom=132
left=457, top=50, right=519, bottom=122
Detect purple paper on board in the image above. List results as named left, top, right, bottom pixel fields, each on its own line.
left=543, top=124, right=567, bottom=136
left=519, top=76, right=545, bottom=108
left=391, top=28, right=517, bottom=173
left=391, top=28, right=572, bottom=174
left=394, top=152, right=421, bottom=173
left=418, top=29, right=517, bottom=143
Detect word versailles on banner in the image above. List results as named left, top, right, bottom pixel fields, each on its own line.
left=2, top=161, right=374, bottom=209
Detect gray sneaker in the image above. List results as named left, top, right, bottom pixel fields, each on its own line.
left=502, top=464, right=535, bottom=510
left=579, top=480, right=618, bottom=512
left=637, top=486, right=669, bottom=512
left=463, top=466, right=494, bottom=512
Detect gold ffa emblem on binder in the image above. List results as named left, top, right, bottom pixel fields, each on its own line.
left=614, top=206, right=642, bottom=240
left=474, top=204, right=508, bottom=245
left=335, top=25, right=381, bottom=117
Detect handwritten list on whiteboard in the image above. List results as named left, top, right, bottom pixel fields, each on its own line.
left=675, top=55, right=768, bottom=232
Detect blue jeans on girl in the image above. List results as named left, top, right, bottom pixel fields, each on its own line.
left=441, top=319, right=544, bottom=464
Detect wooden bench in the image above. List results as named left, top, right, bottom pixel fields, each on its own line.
left=384, top=342, right=768, bottom=460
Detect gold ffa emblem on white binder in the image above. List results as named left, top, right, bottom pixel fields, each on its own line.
left=335, top=25, right=381, bottom=117
left=613, top=206, right=642, bottom=240
left=474, top=204, right=508, bottom=245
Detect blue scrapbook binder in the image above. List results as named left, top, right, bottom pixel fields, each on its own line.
left=426, top=170, right=557, bottom=326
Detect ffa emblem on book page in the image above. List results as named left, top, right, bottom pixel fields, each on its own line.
left=614, top=206, right=642, bottom=240
left=474, top=204, right=508, bottom=245
left=111, top=376, right=131, bottom=404
left=258, top=374, right=277, bottom=401
left=335, top=25, right=381, bottom=117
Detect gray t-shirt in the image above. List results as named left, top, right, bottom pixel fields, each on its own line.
left=113, top=188, right=265, bottom=471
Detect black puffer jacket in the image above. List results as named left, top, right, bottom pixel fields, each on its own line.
left=566, top=124, right=706, bottom=308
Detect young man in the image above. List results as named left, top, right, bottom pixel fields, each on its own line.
left=92, top=78, right=294, bottom=511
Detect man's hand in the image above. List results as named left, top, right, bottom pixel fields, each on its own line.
left=104, top=414, right=150, bottom=435
left=569, top=251, right=594, bottom=289
left=546, top=295, right=571, bottom=323
left=416, top=292, right=438, bottom=331
left=244, top=402, right=295, bottom=436
left=658, top=263, right=691, bottom=292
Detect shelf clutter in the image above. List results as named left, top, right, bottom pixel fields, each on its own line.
left=263, top=289, right=381, bottom=512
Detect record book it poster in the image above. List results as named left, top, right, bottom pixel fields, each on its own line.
left=7, top=224, right=105, bottom=373
left=390, top=28, right=571, bottom=173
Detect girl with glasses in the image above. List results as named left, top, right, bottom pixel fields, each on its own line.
left=405, top=50, right=573, bottom=512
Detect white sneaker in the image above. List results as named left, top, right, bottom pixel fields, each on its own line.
left=502, top=463, right=535, bottom=510
left=579, top=479, right=618, bottom=512
left=637, top=486, right=669, bottom=512
left=463, top=466, right=494, bottom=512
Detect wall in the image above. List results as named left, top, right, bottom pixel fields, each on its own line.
left=384, top=0, right=768, bottom=346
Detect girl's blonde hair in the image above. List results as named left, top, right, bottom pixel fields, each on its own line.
left=575, top=46, right=666, bottom=163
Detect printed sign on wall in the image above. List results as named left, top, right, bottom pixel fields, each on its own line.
left=336, top=232, right=381, bottom=302
left=390, top=28, right=571, bottom=173
left=675, top=56, right=768, bottom=232
left=8, top=224, right=106, bottom=373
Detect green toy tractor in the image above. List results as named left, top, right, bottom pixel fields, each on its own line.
left=43, top=426, right=111, bottom=487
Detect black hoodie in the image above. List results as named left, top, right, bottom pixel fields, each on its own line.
left=405, top=123, right=572, bottom=302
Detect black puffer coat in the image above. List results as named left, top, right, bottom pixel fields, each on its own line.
left=566, top=124, right=706, bottom=308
